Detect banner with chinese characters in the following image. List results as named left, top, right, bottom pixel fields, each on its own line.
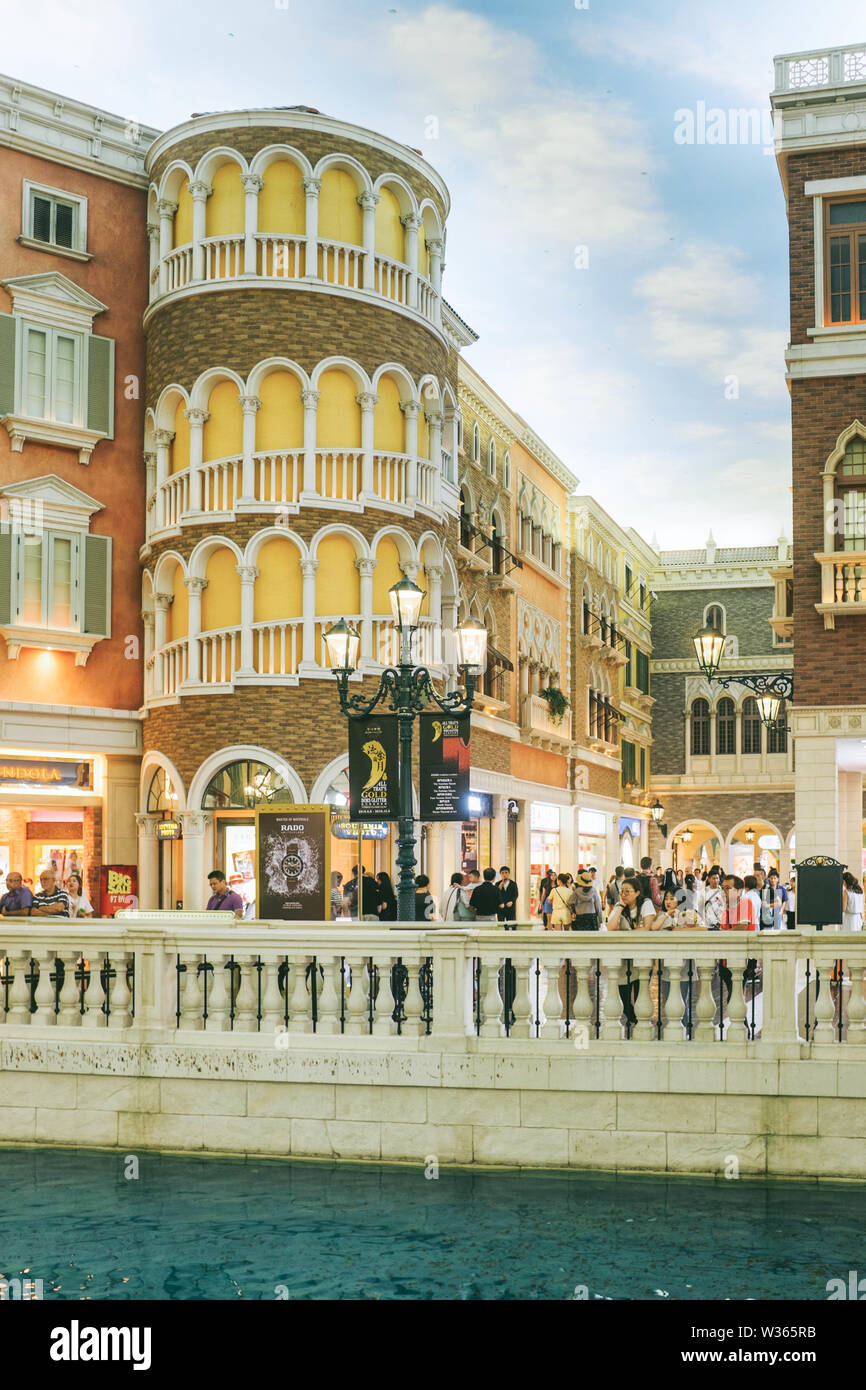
left=419, top=712, right=470, bottom=821
left=255, top=805, right=330, bottom=921
left=348, top=716, right=400, bottom=821
left=99, top=865, right=138, bottom=918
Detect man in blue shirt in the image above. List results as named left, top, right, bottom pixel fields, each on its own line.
left=206, top=870, right=244, bottom=918
left=0, top=872, right=33, bottom=916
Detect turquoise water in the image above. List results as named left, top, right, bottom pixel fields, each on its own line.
left=0, top=1147, right=859, bottom=1300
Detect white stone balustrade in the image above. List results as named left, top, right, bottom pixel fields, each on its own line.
left=0, top=923, right=864, bottom=1051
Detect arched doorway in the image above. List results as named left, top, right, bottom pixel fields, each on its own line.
left=203, top=757, right=295, bottom=916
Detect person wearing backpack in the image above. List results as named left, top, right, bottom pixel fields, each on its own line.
left=567, top=870, right=602, bottom=931
left=605, top=867, right=624, bottom=911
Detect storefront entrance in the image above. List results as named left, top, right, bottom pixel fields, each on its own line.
left=461, top=791, right=494, bottom=874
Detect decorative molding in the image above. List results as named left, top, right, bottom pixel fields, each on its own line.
left=791, top=706, right=866, bottom=737
left=651, top=653, right=793, bottom=675
left=1, top=415, right=106, bottom=466
left=1, top=270, right=107, bottom=330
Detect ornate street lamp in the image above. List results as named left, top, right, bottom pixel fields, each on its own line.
left=650, top=799, right=664, bottom=825
left=745, top=827, right=756, bottom=843
left=693, top=624, right=726, bottom=682
left=325, top=584, right=487, bottom=922
left=691, top=624, right=793, bottom=707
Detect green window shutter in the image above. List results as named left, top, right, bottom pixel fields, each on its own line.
left=0, top=314, right=17, bottom=417
left=0, top=527, right=12, bottom=625
left=83, top=534, right=111, bottom=636
left=87, top=335, right=114, bottom=438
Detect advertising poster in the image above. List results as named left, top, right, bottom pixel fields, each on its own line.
left=348, top=716, right=400, bottom=821
left=99, top=866, right=138, bottom=917
left=256, top=805, right=330, bottom=921
left=419, top=711, right=470, bottom=821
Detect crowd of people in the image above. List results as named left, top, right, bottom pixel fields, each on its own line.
left=328, top=864, right=520, bottom=924
left=0, top=868, right=95, bottom=918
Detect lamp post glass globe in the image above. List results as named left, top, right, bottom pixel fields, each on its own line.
left=455, top=617, right=487, bottom=673
left=755, top=694, right=781, bottom=728
left=693, top=624, right=726, bottom=681
left=324, top=617, right=361, bottom=672
left=745, top=827, right=756, bottom=843
left=388, top=577, right=425, bottom=632
left=650, top=798, right=664, bottom=825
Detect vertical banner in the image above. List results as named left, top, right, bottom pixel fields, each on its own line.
left=256, top=805, right=330, bottom=921
left=348, top=716, right=400, bottom=821
left=419, top=711, right=471, bottom=821
left=99, top=865, right=138, bottom=917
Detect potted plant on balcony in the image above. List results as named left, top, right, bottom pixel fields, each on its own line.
left=539, top=686, right=570, bottom=725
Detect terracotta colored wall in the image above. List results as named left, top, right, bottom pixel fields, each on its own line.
left=0, top=147, right=148, bottom=711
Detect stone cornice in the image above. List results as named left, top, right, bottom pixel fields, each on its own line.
left=146, top=109, right=451, bottom=216
left=0, top=71, right=158, bottom=186
left=650, top=653, right=794, bottom=675
left=792, top=706, right=866, bottom=737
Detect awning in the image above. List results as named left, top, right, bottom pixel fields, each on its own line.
left=487, top=644, right=514, bottom=672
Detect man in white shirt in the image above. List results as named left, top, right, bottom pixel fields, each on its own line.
left=703, top=870, right=725, bottom=929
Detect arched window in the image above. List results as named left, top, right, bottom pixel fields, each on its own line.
left=716, top=696, right=736, bottom=755
left=491, top=512, right=503, bottom=575
left=487, top=438, right=496, bottom=477
left=837, top=435, right=866, bottom=550
left=456, top=414, right=464, bottom=449
left=503, top=449, right=511, bottom=489
left=742, top=697, right=762, bottom=755
left=460, top=487, right=473, bottom=549
left=323, top=766, right=350, bottom=807
left=146, top=767, right=179, bottom=813
left=704, top=604, right=725, bottom=633
left=690, top=698, right=710, bottom=756
left=471, top=422, right=480, bottom=462
left=582, top=595, right=591, bottom=636
left=202, top=759, right=293, bottom=809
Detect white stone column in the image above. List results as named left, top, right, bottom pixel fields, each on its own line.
left=301, top=388, right=320, bottom=500
left=303, top=177, right=321, bottom=280
left=157, top=200, right=177, bottom=295
left=184, top=407, right=208, bottom=515
left=134, top=814, right=161, bottom=909
left=443, top=406, right=458, bottom=483
left=356, top=557, right=376, bottom=663
left=794, top=734, right=839, bottom=863
left=426, top=821, right=444, bottom=909
left=238, top=394, right=261, bottom=505
left=153, top=593, right=172, bottom=696
left=147, top=224, right=159, bottom=304
left=182, top=576, right=207, bottom=686
left=241, top=173, right=262, bottom=275
left=236, top=564, right=259, bottom=677
left=426, top=564, right=443, bottom=667
left=358, top=191, right=379, bottom=290
left=357, top=391, right=379, bottom=501
left=401, top=212, right=420, bottom=308
left=144, top=452, right=156, bottom=540
left=180, top=811, right=212, bottom=910
left=427, top=236, right=444, bottom=323
left=822, top=468, right=836, bottom=552
left=153, top=429, right=174, bottom=532
left=401, top=400, right=420, bottom=504
left=735, top=708, right=743, bottom=763
left=189, top=181, right=211, bottom=282
left=142, top=610, right=155, bottom=703
left=425, top=409, right=443, bottom=508
left=838, top=769, right=863, bottom=882
left=300, top=558, right=319, bottom=670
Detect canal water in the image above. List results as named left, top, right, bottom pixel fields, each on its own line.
left=0, top=1147, right=859, bottom=1300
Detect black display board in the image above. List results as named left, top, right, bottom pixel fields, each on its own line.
left=793, top=856, right=845, bottom=929
left=348, top=716, right=400, bottom=821
left=419, top=711, right=470, bottom=821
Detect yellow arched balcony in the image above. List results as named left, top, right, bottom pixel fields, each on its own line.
left=150, top=147, right=445, bottom=332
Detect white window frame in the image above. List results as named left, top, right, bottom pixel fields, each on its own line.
left=17, top=321, right=86, bottom=427
left=503, top=449, right=511, bottom=490
left=13, top=527, right=82, bottom=631
left=472, top=422, right=480, bottom=461
left=804, top=177, right=866, bottom=333
left=487, top=437, right=496, bottom=477
left=22, top=180, right=88, bottom=255
left=703, top=602, right=726, bottom=633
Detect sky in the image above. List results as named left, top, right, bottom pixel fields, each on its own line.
left=8, top=0, right=866, bottom=547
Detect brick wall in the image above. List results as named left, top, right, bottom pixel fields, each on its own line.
left=146, top=289, right=450, bottom=406
left=786, top=148, right=866, bottom=705
left=652, top=587, right=775, bottom=662
left=653, top=792, right=794, bottom=841
left=646, top=672, right=686, bottom=777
